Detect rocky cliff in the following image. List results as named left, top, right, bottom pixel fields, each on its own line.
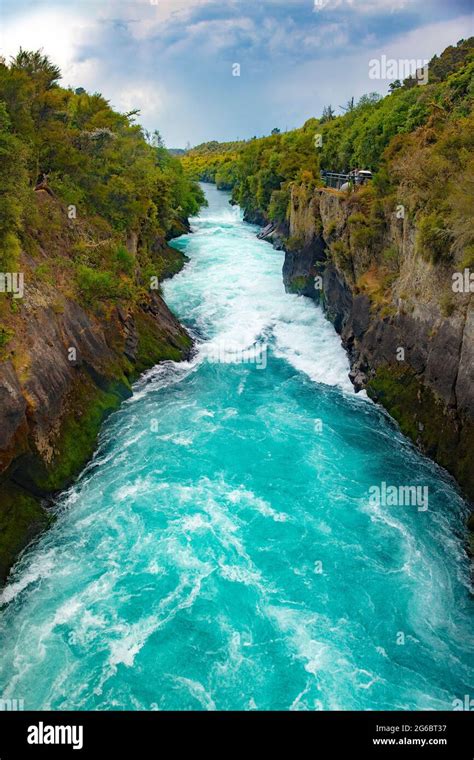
left=258, top=182, right=474, bottom=508
left=0, top=191, right=191, bottom=583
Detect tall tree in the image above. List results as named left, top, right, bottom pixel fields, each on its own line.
left=320, top=105, right=335, bottom=123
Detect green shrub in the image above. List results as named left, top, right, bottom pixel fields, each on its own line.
left=285, top=235, right=305, bottom=252
left=416, top=213, right=453, bottom=263
left=330, top=239, right=352, bottom=272
left=348, top=212, right=367, bottom=225
left=76, top=264, right=132, bottom=303
left=114, top=245, right=135, bottom=275
left=351, top=225, right=374, bottom=249
left=268, top=188, right=290, bottom=224
left=440, top=292, right=456, bottom=317
left=0, top=325, right=13, bottom=351
left=459, top=244, right=474, bottom=270
left=382, top=245, right=399, bottom=270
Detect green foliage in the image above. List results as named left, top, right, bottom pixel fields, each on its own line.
left=10, top=48, right=61, bottom=89
left=268, top=188, right=290, bottom=223
left=114, top=245, right=135, bottom=275
left=0, top=232, right=21, bottom=272
left=0, top=482, right=50, bottom=583
left=348, top=212, right=367, bottom=225
left=230, top=129, right=320, bottom=220
left=330, top=240, right=352, bottom=274
left=0, top=102, right=28, bottom=265
left=134, top=310, right=191, bottom=374
left=347, top=210, right=376, bottom=253
left=416, top=213, right=453, bottom=263
left=382, top=245, right=399, bottom=266
left=182, top=141, right=245, bottom=186
left=320, top=105, right=336, bottom=123
left=27, top=376, right=129, bottom=493
left=0, top=325, right=13, bottom=353
left=0, top=49, right=205, bottom=310
left=351, top=226, right=374, bottom=250
left=350, top=225, right=374, bottom=251
left=440, top=292, right=455, bottom=317
left=286, top=235, right=305, bottom=252
left=180, top=38, right=473, bottom=236
left=0, top=50, right=204, bottom=251
left=367, top=361, right=474, bottom=500
left=215, top=160, right=240, bottom=190
left=426, top=38, right=474, bottom=84
left=459, top=244, right=474, bottom=270
left=76, top=265, right=132, bottom=303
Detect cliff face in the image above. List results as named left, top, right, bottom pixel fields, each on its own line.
left=0, top=192, right=191, bottom=583
left=260, top=183, right=474, bottom=503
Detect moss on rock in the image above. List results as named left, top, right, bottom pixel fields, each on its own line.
left=367, top=363, right=474, bottom=502
left=17, top=375, right=129, bottom=495
left=0, top=482, right=51, bottom=583
left=287, top=275, right=313, bottom=295
left=134, top=310, right=191, bottom=374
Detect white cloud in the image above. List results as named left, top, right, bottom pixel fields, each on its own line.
left=271, top=12, right=472, bottom=117
left=374, top=13, right=472, bottom=62
left=318, top=0, right=418, bottom=11
left=116, top=83, right=166, bottom=121
left=110, top=0, right=220, bottom=42
left=0, top=0, right=470, bottom=145
left=0, top=8, right=90, bottom=76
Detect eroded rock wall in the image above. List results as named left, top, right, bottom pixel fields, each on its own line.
left=260, top=185, right=474, bottom=503
left=0, top=196, right=191, bottom=582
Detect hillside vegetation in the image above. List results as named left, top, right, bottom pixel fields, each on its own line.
left=182, top=39, right=474, bottom=507
left=182, top=38, right=474, bottom=275
left=0, top=51, right=205, bottom=581
left=0, top=49, right=205, bottom=326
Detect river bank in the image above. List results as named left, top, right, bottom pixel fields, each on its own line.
left=252, top=182, right=474, bottom=544
left=0, top=184, right=472, bottom=710
left=0, top=190, right=194, bottom=585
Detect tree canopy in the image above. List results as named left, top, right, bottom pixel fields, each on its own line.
left=0, top=50, right=205, bottom=272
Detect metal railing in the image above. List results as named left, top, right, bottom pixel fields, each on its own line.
left=320, top=170, right=351, bottom=189
left=320, top=170, right=372, bottom=190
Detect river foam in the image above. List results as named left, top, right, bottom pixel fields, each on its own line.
left=0, top=184, right=471, bottom=711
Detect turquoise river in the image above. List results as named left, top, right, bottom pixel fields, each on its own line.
left=0, top=185, right=472, bottom=710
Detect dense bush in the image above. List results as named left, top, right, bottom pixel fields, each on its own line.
left=181, top=39, right=473, bottom=267
left=0, top=49, right=205, bottom=284
left=76, top=265, right=133, bottom=304
left=416, top=214, right=453, bottom=263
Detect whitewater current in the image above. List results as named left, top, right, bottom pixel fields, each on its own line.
left=0, top=184, right=472, bottom=710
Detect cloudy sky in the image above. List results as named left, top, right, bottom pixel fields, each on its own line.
left=0, top=0, right=472, bottom=147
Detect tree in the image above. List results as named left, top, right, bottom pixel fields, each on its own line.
left=356, top=92, right=383, bottom=108
left=124, top=108, right=140, bottom=122
left=271, top=127, right=281, bottom=135
left=320, top=105, right=335, bottom=123
left=151, top=130, right=165, bottom=148
left=10, top=48, right=61, bottom=89
left=0, top=49, right=205, bottom=267
left=0, top=102, right=29, bottom=267
left=340, top=97, right=355, bottom=113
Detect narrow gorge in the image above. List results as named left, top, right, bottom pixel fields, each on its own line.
left=0, top=33, right=472, bottom=718
left=0, top=185, right=472, bottom=711
left=258, top=182, right=474, bottom=508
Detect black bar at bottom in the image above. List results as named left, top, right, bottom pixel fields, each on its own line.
left=0, top=710, right=472, bottom=757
